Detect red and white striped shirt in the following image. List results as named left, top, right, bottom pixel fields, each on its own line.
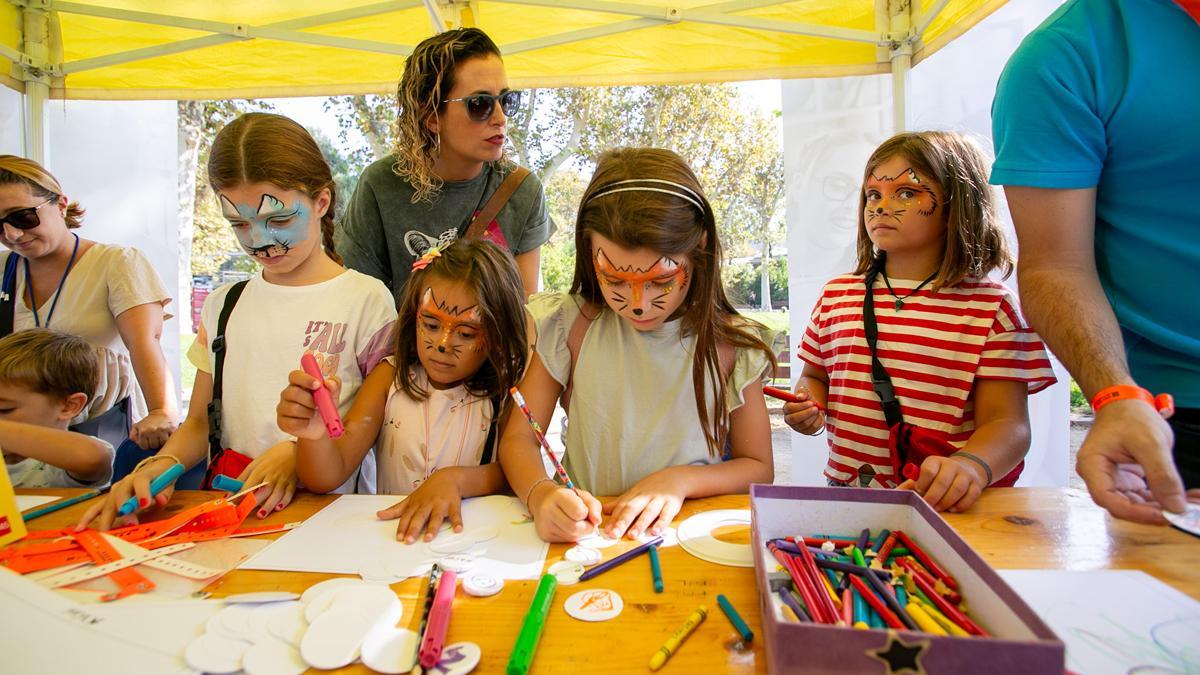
left=799, top=273, right=1056, bottom=486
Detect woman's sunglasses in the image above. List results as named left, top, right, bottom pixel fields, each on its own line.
left=442, top=91, right=522, bottom=122
left=0, top=198, right=55, bottom=230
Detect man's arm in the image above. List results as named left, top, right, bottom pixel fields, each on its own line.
left=1005, top=185, right=1183, bottom=522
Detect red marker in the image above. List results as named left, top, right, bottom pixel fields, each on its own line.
left=763, top=386, right=824, bottom=412
left=300, top=353, right=344, bottom=439
left=419, top=569, right=457, bottom=668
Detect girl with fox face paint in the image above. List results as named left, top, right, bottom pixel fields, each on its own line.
left=499, top=148, right=778, bottom=545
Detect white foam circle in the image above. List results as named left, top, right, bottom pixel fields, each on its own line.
left=267, top=603, right=308, bottom=647
left=434, top=641, right=482, bottom=674
left=184, top=633, right=250, bottom=674
left=548, top=560, right=584, bottom=586
left=676, top=509, right=754, bottom=568
left=563, top=589, right=624, bottom=622
left=242, top=637, right=307, bottom=675
left=564, top=546, right=602, bottom=566
left=429, top=531, right=475, bottom=554
left=361, top=627, right=418, bottom=674
left=438, top=553, right=476, bottom=574
left=300, top=577, right=364, bottom=605
left=575, top=530, right=621, bottom=549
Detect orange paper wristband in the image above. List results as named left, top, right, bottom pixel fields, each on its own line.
left=1091, top=385, right=1175, bottom=419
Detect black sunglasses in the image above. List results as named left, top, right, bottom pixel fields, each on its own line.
left=0, top=198, right=55, bottom=231
left=442, top=91, right=522, bottom=122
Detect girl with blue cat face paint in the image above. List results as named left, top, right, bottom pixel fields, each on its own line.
left=79, top=113, right=398, bottom=531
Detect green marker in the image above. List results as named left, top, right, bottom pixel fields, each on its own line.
left=507, top=572, right=557, bottom=675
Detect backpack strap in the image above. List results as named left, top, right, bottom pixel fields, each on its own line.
left=463, top=166, right=531, bottom=241
left=0, top=253, right=21, bottom=338
left=205, top=280, right=249, bottom=485
left=862, top=268, right=904, bottom=428
left=562, top=301, right=599, bottom=412
left=480, top=394, right=502, bottom=464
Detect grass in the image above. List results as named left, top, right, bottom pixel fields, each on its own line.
left=740, top=309, right=790, bottom=333
left=180, top=331, right=196, bottom=400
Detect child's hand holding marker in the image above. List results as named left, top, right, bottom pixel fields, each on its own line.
left=897, top=455, right=988, bottom=513
left=527, top=481, right=602, bottom=544
left=277, top=369, right=344, bottom=441
left=234, top=440, right=298, bottom=518
left=768, top=385, right=827, bottom=436
left=76, top=454, right=182, bottom=531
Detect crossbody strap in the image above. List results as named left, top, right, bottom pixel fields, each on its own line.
left=862, top=268, right=904, bottom=428
left=463, top=166, right=531, bottom=241
left=0, top=254, right=20, bottom=338
left=206, top=280, right=250, bottom=469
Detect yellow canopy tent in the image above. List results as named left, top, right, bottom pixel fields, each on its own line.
left=2, top=0, right=1007, bottom=160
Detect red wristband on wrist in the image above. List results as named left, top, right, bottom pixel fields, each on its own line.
left=1091, top=385, right=1175, bottom=419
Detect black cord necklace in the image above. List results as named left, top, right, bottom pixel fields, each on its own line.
left=882, top=270, right=936, bottom=311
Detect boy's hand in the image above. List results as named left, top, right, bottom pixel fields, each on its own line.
left=236, top=441, right=298, bottom=518
left=76, top=458, right=178, bottom=531
left=528, top=483, right=601, bottom=543
left=602, top=469, right=687, bottom=540
left=276, top=370, right=342, bottom=441
left=898, top=455, right=987, bottom=513
left=377, top=468, right=466, bottom=544
left=782, top=386, right=825, bottom=435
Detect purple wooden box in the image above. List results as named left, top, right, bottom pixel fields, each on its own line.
left=750, top=484, right=1064, bottom=674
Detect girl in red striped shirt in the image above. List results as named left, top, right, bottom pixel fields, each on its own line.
left=785, top=131, right=1056, bottom=512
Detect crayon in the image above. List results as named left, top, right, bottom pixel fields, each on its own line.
left=650, top=606, right=707, bottom=671
left=717, top=594, right=753, bottom=642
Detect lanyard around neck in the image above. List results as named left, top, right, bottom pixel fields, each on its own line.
left=25, top=232, right=81, bottom=328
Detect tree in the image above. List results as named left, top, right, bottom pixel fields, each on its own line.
left=325, top=83, right=786, bottom=294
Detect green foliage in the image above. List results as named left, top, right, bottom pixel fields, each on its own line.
left=1070, top=379, right=1092, bottom=414
left=723, top=257, right=789, bottom=308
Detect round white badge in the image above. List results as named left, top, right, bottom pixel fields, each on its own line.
left=462, top=573, right=504, bottom=597
left=548, top=560, right=584, bottom=586
left=563, top=589, right=624, bottom=622
left=564, top=545, right=603, bottom=566
left=360, top=627, right=418, bottom=674
left=434, top=641, right=482, bottom=674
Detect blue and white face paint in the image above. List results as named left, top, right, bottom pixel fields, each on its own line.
left=218, top=192, right=311, bottom=260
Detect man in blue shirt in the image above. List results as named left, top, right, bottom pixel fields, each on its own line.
left=991, top=0, right=1199, bottom=523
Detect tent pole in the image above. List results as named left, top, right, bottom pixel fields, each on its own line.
left=18, top=3, right=52, bottom=163
left=887, top=0, right=913, bottom=133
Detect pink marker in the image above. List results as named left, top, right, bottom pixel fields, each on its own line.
left=419, top=569, right=457, bottom=668
left=300, top=353, right=344, bottom=438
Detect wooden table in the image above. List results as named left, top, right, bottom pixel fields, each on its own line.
left=13, top=487, right=1199, bottom=673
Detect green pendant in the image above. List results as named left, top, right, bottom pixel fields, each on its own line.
left=895, top=299, right=903, bottom=311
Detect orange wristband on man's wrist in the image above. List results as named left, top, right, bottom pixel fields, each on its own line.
left=1091, top=385, right=1175, bottom=419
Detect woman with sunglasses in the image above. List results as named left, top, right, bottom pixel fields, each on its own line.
left=0, top=156, right=177, bottom=451
left=338, top=27, right=551, bottom=302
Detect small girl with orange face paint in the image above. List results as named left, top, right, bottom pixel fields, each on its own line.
left=499, top=147, right=777, bottom=544
left=278, top=238, right=528, bottom=542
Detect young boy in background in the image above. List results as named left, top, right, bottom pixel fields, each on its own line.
left=0, top=329, right=114, bottom=487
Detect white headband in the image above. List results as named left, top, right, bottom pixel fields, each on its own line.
left=586, top=178, right=705, bottom=211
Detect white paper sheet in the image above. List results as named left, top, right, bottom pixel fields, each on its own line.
left=999, top=569, right=1200, bottom=674
left=16, top=494, right=58, bottom=511
left=0, top=566, right=221, bottom=674
left=238, top=494, right=549, bottom=580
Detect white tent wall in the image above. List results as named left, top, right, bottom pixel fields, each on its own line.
left=0, top=100, right=182, bottom=414
left=784, top=0, right=1070, bottom=487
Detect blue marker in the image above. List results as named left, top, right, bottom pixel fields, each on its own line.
left=116, top=463, right=185, bottom=516
left=211, top=474, right=244, bottom=493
